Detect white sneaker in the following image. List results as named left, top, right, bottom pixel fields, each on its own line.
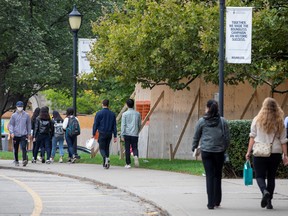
left=46, top=160, right=51, bottom=164
left=59, top=157, right=63, bottom=163
left=125, top=164, right=131, bottom=169
left=37, top=156, right=42, bottom=162
left=134, top=156, right=139, bottom=167
left=105, top=157, right=110, bottom=169
left=50, top=158, right=54, bottom=163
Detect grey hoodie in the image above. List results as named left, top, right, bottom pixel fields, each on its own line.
left=9, top=110, right=31, bottom=137
left=192, top=116, right=229, bottom=153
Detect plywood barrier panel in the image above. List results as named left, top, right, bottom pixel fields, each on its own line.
left=139, top=78, right=288, bottom=159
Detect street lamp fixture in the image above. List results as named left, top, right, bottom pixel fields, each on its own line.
left=69, top=5, right=82, bottom=158
left=68, top=5, right=82, bottom=116
left=69, top=5, right=82, bottom=32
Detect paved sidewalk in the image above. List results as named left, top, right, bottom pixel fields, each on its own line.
left=0, top=159, right=288, bottom=216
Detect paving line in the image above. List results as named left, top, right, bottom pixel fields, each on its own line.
left=0, top=174, right=43, bottom=216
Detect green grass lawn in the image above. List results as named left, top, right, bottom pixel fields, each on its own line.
left=0, top=151, right=204, bottom=176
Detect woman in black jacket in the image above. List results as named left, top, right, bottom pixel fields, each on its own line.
left=31, top=107, right=40, bottom=162
left=192, top=99, right=230, bottom=210
left=33, top=107, right=54, bottom=164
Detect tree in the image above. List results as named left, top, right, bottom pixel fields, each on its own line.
left=88, top=0, right=288, bottom=94
left=0, top=0, right=126, bottom=115
left=0, top=0, right=125, bottom=144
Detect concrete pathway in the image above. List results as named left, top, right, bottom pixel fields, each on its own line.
left=0, top=160, right=287, bottom=216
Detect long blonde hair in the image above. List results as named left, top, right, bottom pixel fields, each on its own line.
left=256, top=97, right=284, bottom=135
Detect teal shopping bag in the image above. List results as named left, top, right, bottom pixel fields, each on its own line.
left=243, top=160, right=253, bottom=186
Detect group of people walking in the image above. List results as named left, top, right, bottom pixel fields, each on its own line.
left=92, top=99, right=142, bottom=169
left=8, top=98, right=142, bottom=170
left=193, top=97, right=288, bottom=210
left=7, top=97, right=288, bottom=210
left=9, top=102, right=80, bottom=166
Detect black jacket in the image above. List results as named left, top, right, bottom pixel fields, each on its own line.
left=33, top=117, right=54, bottom=138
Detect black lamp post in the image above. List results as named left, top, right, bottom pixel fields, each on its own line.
left=218, top=0, right=225, bottom=117
left=69, top=4, right=82, bottom=116
left=69, top=5, right=82, bottom=158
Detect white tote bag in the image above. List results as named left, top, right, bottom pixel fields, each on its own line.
left=86, top=138, right=96, bottom=150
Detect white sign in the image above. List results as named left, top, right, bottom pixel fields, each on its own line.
left=78, top=38, right=96, bottom=74
left=226, top=7, right=252, bottom=64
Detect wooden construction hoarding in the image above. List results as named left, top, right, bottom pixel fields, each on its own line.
left=135, top=78, right=288, bottom=160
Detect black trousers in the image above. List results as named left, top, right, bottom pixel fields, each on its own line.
left=253, top=153, right=282, bottom=199
left=98, top=133, right=112, bottom=165
left=13, top=136, right=28, bottom=162
left=201, top=151, right=225, bottom=207
left=124, top=135, right=139, bottom=165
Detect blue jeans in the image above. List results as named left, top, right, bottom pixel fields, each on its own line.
left=65, top=134, right=76, bottom=158
left=51, top=136, right=64, bottom=158
left=13, top=136, right=28, bottom=162
left=201, top=151, right=225, bottom=208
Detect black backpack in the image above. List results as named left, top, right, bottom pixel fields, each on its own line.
left=39, top=120, right=51, bottom=135
left=66, top=116, right=80, bottom=137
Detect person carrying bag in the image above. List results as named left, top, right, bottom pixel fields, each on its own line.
left=245, top=97, right=288, bottom=210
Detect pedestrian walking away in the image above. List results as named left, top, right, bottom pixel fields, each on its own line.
left=192, top=99, right=230, bottom=210
left=33, top=107, right=54, bottom=164
left=51, top=110, right=65, bottom=163
left=63, top=107, right=80, bottom=163
left=121, top=99, right=142, bottom=168
left=31, top=107, right=40, bottom=163
left=8, top=101, right=32, bottom=167
left=245, top=97, right=288, bottom=210
left=92, top=99, right=117, bottom=169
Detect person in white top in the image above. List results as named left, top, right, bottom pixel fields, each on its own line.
left=246, top=97, right=288, bottom=210
left=62, top=107, right=80, bottom=163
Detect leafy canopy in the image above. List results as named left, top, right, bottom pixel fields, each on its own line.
left=89, top=0, right=288, bottom=93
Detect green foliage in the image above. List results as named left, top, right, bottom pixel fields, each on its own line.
left=0, top=0, right=123, bottom=115
left=88, top=0, right=288, bottom=93
left=79, top=73, right=135, bottom=114
left=224, top=120, right=288, bottom=178
left=42, top=73, right=135, bottom=115
left=43, top=89, right=101, bottom=115
left=224, top=120, right=251, bottom=177
left=89, top=0, right=214, bottom=90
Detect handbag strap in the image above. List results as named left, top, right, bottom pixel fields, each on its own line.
left=271, top=133, right=277, bottom=144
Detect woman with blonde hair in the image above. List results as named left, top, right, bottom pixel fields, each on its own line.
left=245, top=97, right=288, bottom=210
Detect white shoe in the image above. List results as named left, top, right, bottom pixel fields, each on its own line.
left=134, top=156, right=139, bottom=167
left=125, top=164, right=131, bottom=169
left=105, top=157, right=110, bottom=169
left=46, top=160, right=51, bottom=164
left=37, top=156, right=42, bottom=162
left=50, top=158, right=54, bottom=163
left=59, top=157, right=63, bottom=163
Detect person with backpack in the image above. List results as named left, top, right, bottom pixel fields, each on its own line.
left=50, top=111, right=65, bottom=163
left=33, top=107, right=54, bottom=164
left=92, top=99, right=117, bottom=169
left=63, top=107, right=80, bottom=163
